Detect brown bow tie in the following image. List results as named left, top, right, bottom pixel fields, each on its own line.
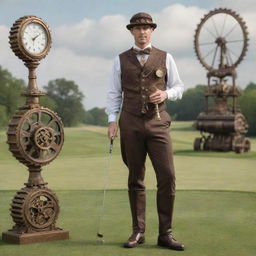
left=133, top=47, right=151, bottom=55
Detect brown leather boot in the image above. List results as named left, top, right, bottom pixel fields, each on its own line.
left=124, top=190, right=146, bottom=248
left=124, top=232, right=145, bottom=248
left=157, top=233, right=185, bottom=251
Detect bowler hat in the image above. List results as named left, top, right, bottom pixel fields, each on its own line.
left=126, top=12, right=157, bottom=30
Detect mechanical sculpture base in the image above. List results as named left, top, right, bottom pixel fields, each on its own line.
left=194, top=112, right=250, bottom=153
left=2, top=229, right=69, bottom=244
left=194, top=134, right=250, bottom=153
left=2, top=185, right=69, bottom=244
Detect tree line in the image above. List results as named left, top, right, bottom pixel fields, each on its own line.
left=0, top=65, right=255, bottom=135
left=166, top=82, right=256, bottom=136
left=0, top=66, right=107, bottom=129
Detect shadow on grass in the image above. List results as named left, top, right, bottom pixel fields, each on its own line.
left=60, top=239, right=122, bottom=247
left=0, top=239, right=162, bottom=250
left=174, top=149, right=256, bottom=160
left=22, top=239, right=178, bottom=251
left=0, top=239, right=123, bottom=248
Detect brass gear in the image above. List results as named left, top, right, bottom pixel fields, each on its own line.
left=194, top=8, right=249, bottom=72
left=10, top=187, right=59, bottom=232
left=7, top=106, right=64, bottom=166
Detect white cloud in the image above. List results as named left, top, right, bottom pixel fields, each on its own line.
left=53, top=15, right=130, bottom=58
left=53, top=4, right=207, bottom=57
left=152, top=4, right=207, bottom=53
left=38, top=47, right=112, bottom=109
left=176, top=57, right=206, bottom=88
left=0, top=3, right=256, bottom=110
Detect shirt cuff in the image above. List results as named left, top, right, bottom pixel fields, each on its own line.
left=166, top=88, right=177, bottom=101
left=108, top=113, right=118, bottom=123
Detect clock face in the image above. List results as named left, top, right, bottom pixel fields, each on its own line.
left=22, top=22, right=48, bottom=55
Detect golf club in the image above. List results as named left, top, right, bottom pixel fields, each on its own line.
left=96, top=138, right=114, bottom=241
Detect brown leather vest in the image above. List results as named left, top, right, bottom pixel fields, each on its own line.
left=119, top=46, right=167, bottom=117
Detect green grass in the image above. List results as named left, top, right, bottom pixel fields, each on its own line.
left=0, top=121, right=256, bottom=256
left=0, top=122, right=255, bottom=191
left=0, top=190, right=255, bottom=256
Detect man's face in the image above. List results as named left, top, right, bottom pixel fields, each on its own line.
left=130, top=25, right=154, bottom=47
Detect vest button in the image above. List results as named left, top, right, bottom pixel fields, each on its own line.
left=141, top=78, right=145, bottom=82
left=141, top=86, right=145, bottom=90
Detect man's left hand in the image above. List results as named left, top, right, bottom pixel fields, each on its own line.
left=149, top=89, right=168, bottom=104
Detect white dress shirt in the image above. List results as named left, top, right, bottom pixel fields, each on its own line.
left=106, top=43, right=184, bottom=122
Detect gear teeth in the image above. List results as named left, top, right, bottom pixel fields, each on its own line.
left=9, top=187, right=60, bottom=232
left=9, top=16, right=52, bottom=63
left=7, top=107, right=64, bottom=167
left=194, top=8, right=249, bottom=71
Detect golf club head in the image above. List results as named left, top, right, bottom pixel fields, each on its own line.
left=97, top=233, right=105, bottom=243
left=97, top=232, right=104, bottom=238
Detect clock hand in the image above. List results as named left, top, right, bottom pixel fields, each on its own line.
left=32, top=33, right=41, bottom=41
left=31, top=34, right=41, bottom=47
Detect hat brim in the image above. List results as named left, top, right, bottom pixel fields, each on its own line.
left=126, top=23, right=157, bottom=30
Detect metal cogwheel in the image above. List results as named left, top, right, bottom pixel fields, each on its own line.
left=11, top=187, right=59, bottom=232
left=194, top=8, right=249, bottom=71
left=7, top=106, right=64, bottom=166
left=232, top=135, right=251, bottom=153
left=9, top=15, right=52, bottom=63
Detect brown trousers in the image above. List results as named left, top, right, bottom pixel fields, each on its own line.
left=119, top=110, right=176, bottom=236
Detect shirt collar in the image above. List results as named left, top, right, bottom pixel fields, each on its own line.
left=133, top=43, right=152, bottom=50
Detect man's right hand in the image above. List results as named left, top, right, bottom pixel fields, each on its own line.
left=108, top=122, right=118, bottom=140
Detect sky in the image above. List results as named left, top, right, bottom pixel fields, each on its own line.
left=0, top=0, right=255, bottom=109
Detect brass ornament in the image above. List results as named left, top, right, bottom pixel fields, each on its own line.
left=10, top=187, right=59, bottom=233
left=2, top=16, right=68, bottom=244
left=148, top=85, right=161, bottom=121
left=155, top=69, right=164, bottom=78
left=194, top=8, right=248, bottom=73
left=8, top=107, right=64, bottom=166
left=9, top=16, right=52, bottom=63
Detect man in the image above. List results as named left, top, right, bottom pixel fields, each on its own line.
left=106, top=12, right=185, bottom=250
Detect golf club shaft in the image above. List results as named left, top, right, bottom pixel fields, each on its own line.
left=97, top=138, right=114, bottom=238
